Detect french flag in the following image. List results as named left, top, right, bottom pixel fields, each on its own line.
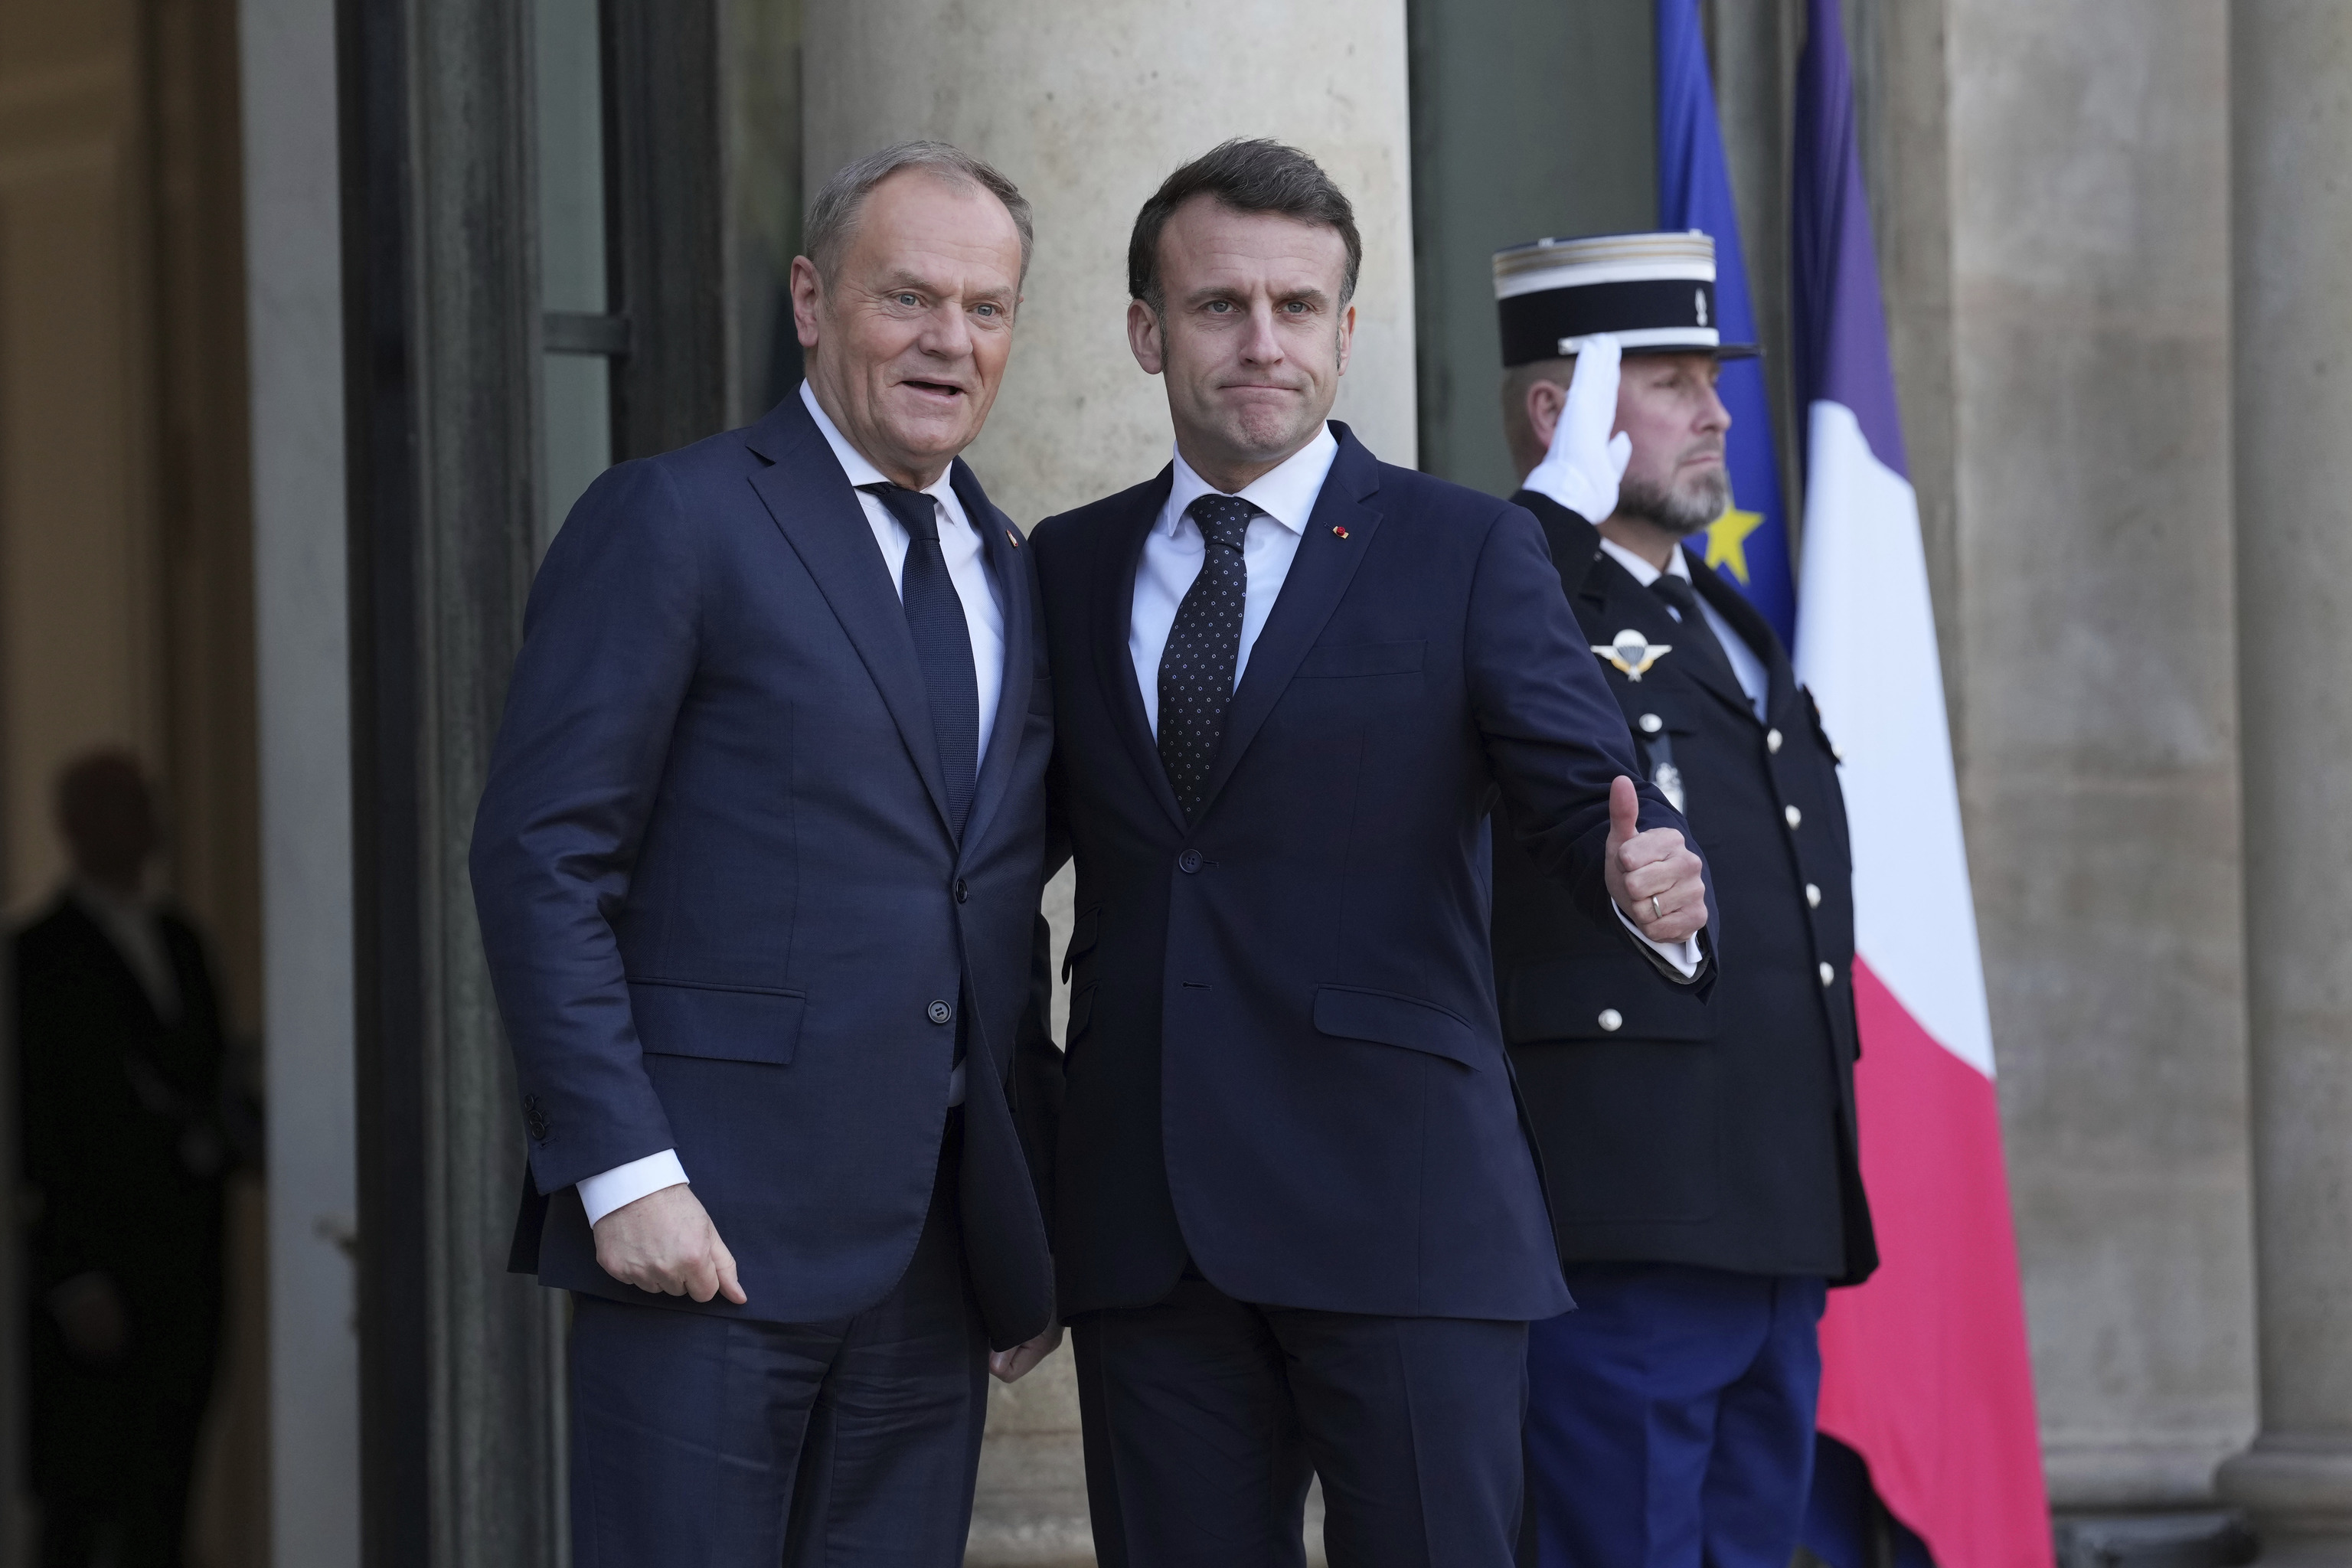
left=1789, top=2, right=2054, bottom=1564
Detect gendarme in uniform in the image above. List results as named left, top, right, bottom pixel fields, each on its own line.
left=1489, top=230, right=1877, bottom=1568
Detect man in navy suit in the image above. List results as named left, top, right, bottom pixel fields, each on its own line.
left=1027, top=140, right=1715, bottom=1568
left=471, top=142, right=1062, bottom=1567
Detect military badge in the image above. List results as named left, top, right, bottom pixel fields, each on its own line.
left=1594, top=629, right=1672, bottom=681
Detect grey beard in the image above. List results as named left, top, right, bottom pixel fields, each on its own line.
left=1615, top=469, right=1730, bottom=536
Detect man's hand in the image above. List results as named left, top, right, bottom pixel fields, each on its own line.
left=591, top=1183, right=748, bottom=1305
left=989, top=1321, right=1063, bottom=1384
left=1525, top=333, right=1634, bottom=522
left=1603, top=775, right=1709, bottom=944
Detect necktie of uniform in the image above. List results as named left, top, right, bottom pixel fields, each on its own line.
left=1158, top=494, right=1259, bottom=820
left=863, top=482, right=978, bottom=837
left=1648, top=570, right=1745, bottom=702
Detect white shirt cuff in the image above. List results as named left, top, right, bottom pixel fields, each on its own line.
left=1613, top=903, right=1701, bottom=978
left=577, top=1148, right=689, bottom=1227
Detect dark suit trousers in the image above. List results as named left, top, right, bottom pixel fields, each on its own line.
left=567, top=1119, right=988, bottom=1568
left=1073, top=1273, right=1529, bottom=1568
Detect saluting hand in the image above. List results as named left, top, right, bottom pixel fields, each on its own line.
left=592, top=1183, right=749, bottom=1305
left=1603, top=775, right=1708, bottom=945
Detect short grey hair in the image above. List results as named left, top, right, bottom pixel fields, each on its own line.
left=804, top=141, right=1034, bottom=286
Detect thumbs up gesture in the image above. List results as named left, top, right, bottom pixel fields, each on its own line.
left=1602, top=775, right=1708, bottom=943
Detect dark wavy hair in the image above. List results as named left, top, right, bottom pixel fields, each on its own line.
left=1128, top=139, right=1361, bottom=314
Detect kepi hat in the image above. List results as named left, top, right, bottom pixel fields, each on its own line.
left=1494, top=230, right=1758, bottom=367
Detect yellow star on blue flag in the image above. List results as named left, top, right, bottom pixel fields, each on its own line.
left=1704, top=500, right=1766, bottom=585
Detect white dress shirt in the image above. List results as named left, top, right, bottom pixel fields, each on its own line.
left=1596, top=535, right=1771, bottom=719
left=576, top=383, right=1006, bottom=1228
left=1125, top=426, right=1695, bottom=980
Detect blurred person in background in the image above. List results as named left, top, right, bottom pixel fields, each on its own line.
left=15, top=749, right=231, bottom=1568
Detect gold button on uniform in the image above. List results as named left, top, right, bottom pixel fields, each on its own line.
left=1805, top=883, right=1822, bottom=909
left=1598, top=1008, right=1623, bottom=1032
left=1766, top=728, right=1783, bottom=753
left=1818, top=962, right=1835, bottom=988
left=1784, top=805, right=1802, bottom=829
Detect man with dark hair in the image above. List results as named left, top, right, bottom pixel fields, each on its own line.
left=15, top=750, right=230, bottom=1568
left=1026, top=139, right=1714, bottom=1567
left=472, top=141, right=1060, bottom=1565
left=1490, top=231, right=1876, bottom=1568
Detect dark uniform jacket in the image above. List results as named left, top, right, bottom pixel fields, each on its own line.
left=1494, top=488, right=1877, bottom=1285
left=1030, top=427, right=1707, bottom=1322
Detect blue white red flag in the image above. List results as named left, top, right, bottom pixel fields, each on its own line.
left=1655, top=0, right=1795, bottom=645
left=1789, top=2, right=2053, bottom=1564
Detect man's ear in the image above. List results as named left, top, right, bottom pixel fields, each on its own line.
left=1127, top=297, right=1166, bottom=375
left=1526, top=374, right=1570, bottom=454
left=1334, top=300, right=1357, bottom=374
left=790, top=254, right=824, bottom=351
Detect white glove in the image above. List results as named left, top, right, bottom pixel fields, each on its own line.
left=1524, top=334, right=1633, bottom=522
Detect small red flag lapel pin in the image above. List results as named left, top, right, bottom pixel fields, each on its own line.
left=1331, top=524, right=1351, bottom=540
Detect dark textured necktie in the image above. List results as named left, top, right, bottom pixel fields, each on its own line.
left=1648, top=570, right=1746, bottom=704
left=1158, top=494, right=1259, bottom=819
left=864, top=482, right=978, bottom=836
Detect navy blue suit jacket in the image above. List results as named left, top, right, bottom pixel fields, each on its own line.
left=1030, top=424, right=1707, bottom=1322
left=471, top=393, right=1057, bottom=1347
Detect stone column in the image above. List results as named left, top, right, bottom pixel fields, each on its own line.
left=1945, top=0, right=2253, bottom=1511
left=800, top=5, right=1413, bottom=1559
left=2216, top=3, right=2352, bottom=1555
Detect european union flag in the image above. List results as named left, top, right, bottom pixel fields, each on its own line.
left=1657, top=0, right=1796, bottom=644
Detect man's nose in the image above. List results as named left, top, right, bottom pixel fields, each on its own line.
left=916, top=301, right=973, bottom=360
left=1238, top=301, right=1285, bottom=364
left=1700, top=381, right=1732, bottom=433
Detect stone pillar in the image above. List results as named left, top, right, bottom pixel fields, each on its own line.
left=1944, top=0, right=2254, bottom=1511
left=800, top=5, right=1413, bottom=1558
left=2215, top=4, right=2352, bottom=1555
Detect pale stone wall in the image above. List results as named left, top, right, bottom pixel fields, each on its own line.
left=1943, top=0, right=2256, bottom=1510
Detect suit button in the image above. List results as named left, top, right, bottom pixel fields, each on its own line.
left=1784, top=804, right=1803, bottom=830
left=927, top=999, right=955, bottom=1025
left=1638, top=713, right=1663, bottom=734
left=1597, top=1008, right=1623, bottom=1032
left=1767, top=727, right=1784, bottom=753
left=954, top=878, right=969, bottom=903
left=1178, top=849, right=1204, bottom=874
left=1805, top=883, right=1822, bottom=909
left=524, top=1097, right=548, bottom=1141
left=1819, top=962, right=1836, bottom=988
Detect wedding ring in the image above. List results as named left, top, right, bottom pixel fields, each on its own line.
left=1649, top=895, right=1662, bottom=920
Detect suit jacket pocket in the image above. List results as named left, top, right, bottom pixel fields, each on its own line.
left=1294, top=639, right=1425, bottom=678
left=1313, top=985, right=1482, bottom=1068
left=1502, top=953, right=1717, bottom=1045
left=629, top=978, right=807, bottom=1067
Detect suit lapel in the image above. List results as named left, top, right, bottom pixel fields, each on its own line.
left=1193, top=427, right=1382, bottom=822
left=1093, top=469, right=1189, bottom=834
left=954, top=460, right=1029, bottom=854
left=745, top=397, right=958, bottom=841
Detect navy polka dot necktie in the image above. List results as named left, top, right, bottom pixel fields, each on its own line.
left=863, top=482, right=978, bottom=837
left=1158, top=494, right=1259, bottom=820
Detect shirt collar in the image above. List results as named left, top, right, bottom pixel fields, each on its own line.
left=1596, top=533, right=1693, bottom=588
left=1161, top=423, right=1341, bottom=539
left=799, top=380, right=959, bottom=511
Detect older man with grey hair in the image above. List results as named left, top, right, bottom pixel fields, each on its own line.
left=472, top=140, right=1061, bottom=1566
